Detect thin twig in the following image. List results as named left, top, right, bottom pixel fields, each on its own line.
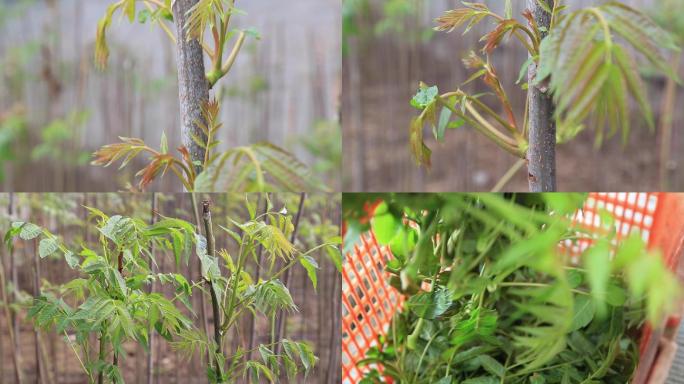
left=491, top=159, right=526, bottom=192
left=0, top=193, right=23, bottom=384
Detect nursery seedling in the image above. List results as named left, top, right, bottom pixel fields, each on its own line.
left=5, top=208, right=198, bottom=383
left=5, top=196, right=342, bottom=383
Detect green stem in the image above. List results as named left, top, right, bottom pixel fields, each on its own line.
left=270, top=312, right=276, bottom=346
left=221, top=234, right=248, bottom=334
left=97, top=329, right=106, bottom=384
left=269, top=242, right=338, bottom=281
left=491, top=159, right=526, bottom=192
left=62, top=331, right=92, bottom=382
left=499, top=281, right=590, bottom=296
left=201, top=201, right=224, bottom=380
left=588, top=8, right=613, bottom=61
left=438, top=93, right=524, bottom=157
left=220, top=31, right=246, bottom=75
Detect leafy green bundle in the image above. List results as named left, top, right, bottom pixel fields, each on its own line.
left=344, top=194, right=680, bottom=383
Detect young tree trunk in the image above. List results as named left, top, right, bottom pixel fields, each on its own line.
left=147, top=193, right=157, bottom=384
left=527, top=0, right=556, bottom=192
left=1, top=194, right=23, bottom=384
left=172, top=0, right=209, bottom=175
left=32, top=240, right=42, bottom=384
left=10, top=194, right=23, bottom=384
left=201, top=201, right=224, bottom=379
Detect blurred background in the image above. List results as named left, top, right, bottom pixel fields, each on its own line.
left=342, top=0, right=684, bottom=192
left=0, top=0, right=341, bottom=192
left=0, top=192, right=341, bottom=383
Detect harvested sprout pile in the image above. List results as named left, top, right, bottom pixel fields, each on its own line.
left=344, top=194, right=680, bottom=383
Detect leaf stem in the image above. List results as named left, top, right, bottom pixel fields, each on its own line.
left=499, top=281, right=590, bottom=296
left=142, top=2, right=176, bottom=43
left=97, top=329, right=106, bottom=384
left=491, top=159, right=526, bottom=192
left=588, top=8, right=613, bottom=61
left=220, top=31, right=246, bottom=76
left=63, top=331, right=90, bottom=380
left=269, top=242, right=338, bottom=281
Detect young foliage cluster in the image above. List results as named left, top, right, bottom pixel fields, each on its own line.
left=344, top=193, right=680, bottom=383
left=96, top=0, right=255, bottom=89
left=93, top=1, right=327, bottom=192
left=5, top=209, right=197, bottom=383
left=92, top=100, right=325, bottom=192
left=409, top=1, right=680, bottom=169
left=4, top=196, right=341, bottom=383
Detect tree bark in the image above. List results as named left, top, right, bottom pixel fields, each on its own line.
left=172, top=0, right=209, bottom=175
left=527, top=0, right=557, bottom=192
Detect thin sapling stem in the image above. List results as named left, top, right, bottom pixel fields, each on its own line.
left=201, top=200, right=224, bottom=380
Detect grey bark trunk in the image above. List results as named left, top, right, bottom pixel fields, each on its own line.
left=527, top=0, right=557, bottom=192
left=172, top=0, right=209, bottom=175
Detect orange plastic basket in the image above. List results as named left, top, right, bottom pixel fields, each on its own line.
left=341, top=193, right=684, bottom=384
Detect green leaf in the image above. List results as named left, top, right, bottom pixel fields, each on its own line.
left=517, top=56, right=534, bottom=85
left=19, top=222, right=42, bottom=240
left=410, top=85, right=439, bottom=109
left=160, top=131, right=168, bottom=154
left=196, top=143, right=328, bottom=192
left=124, top=0, right=136, bottom=21
left=39, top=238, right=59, bottom=258
left=299, top=255, right=319, bottom=291
left=244, top=361, right=274, bottom=383
left=435, top=106, right=452, bottom=141
left=281, top=339, right=317, bottom=377
left=138, top=9, right=151, bottom=23
left=64, top=250, right=79, bottom=269
left=535, top=0, right=552, bottom=14
left=371, top=204, right=400, bottom=244
left=605, top=283, right=627, bottom=307
left=196, top=234, right=220, bottom=280
left=583, top=240, right=611, bottom=314
left=246, top=279, right=297, bottom=316
left=243, top=27, right=261, bottom=39
left=324, top=244, right=342, bottom=273
left=409, top=116, right=432, bottom=168
left=478, top=355, right=505, bottom=377
left=407, top=286, right=451, bottom=319
left=504, top=0, right=512, bottom=19
left=569, top=295, right=595, bottom=332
